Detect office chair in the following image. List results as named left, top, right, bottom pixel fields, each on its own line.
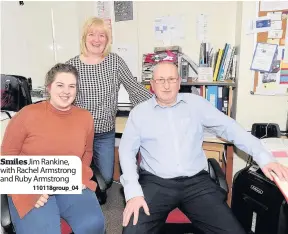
left=117, top=154, right=228, bottom=234
left=251, top=123, right=281, bottom=139
left=163, top=158, right=228, bottom=234
left=1, top=194, right=73, bottom=234
left=1, top=170, right=107, bottom=234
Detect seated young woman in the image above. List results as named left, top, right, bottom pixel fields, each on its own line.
left=1, top=63, right=105, bottom=234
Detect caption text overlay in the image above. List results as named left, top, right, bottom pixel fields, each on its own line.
left=0, top=156, right=82, bottom=194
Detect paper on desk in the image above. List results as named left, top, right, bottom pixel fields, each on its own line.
left=260, top=1, right=288, bottom=11
left=261, top=138, right=288, bottom=158
left=261, top=138, right=288, bottom=151
left=251, top=43, right=278, bottom=72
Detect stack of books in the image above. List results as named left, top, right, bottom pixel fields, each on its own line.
left=212, top=43, right=237, bottom=82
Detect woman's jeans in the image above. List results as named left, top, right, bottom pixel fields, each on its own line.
left=8, top=189, right=105, bottom=234
left=92, top=129, right=115, bottom=186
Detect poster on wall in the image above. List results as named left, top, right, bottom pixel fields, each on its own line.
left=95, top=1, right=113, bottom=43
left=96, top=1, right=112, bottom=19
left=254, top=53, right=288, bottom=95
left=114, top=1, right=133, bottom=22
left=196, top=14, right=208, bottom=42
left=154, top=15, right=184, bottom=45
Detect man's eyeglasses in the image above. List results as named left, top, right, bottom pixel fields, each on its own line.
left=153, top=78, right=178, bottom=84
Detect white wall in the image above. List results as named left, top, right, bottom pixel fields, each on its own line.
left=113, top=1, right=238, bottom=80
left=1, top=1, right=91, bottom=88
left=1, top=1, right=55, bottom=87
left=1, top=1, right=287, bottom=173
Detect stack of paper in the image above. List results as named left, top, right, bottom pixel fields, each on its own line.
left=261, top=138, right=288, bottom=158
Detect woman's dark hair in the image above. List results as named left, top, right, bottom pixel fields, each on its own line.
left=45, top=63, right=79, bottom=88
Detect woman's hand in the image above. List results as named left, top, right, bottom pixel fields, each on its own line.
left=34, top=194, right=49, bottom=208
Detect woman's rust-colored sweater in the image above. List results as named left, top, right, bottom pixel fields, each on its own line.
left=1, top=101, right=97, bottom=219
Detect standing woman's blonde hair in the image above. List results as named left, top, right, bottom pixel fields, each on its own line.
left=80, top=17, right=112, bottom=57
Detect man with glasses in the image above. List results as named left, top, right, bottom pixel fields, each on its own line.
left=119, top=62, right=288, bottom=234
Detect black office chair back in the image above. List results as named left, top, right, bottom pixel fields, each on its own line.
left=1, top=74, right=32, bottom=112
left=251, top=123, right=281, bottom=139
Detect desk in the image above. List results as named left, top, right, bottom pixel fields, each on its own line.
left=115, top=117, right=234, bottom=205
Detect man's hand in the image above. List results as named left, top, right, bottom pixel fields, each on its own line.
left=262, top=162, right=288, bottom=181
left=123, top=196, right=150, bottom=227
left=34, top=194, right=49, bottom=208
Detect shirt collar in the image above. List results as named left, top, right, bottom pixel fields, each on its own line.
left=151, top=93, right=187, bottom=108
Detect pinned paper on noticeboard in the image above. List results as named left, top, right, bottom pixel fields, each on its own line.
left=280, top=61, right=288, bottom=84
left=251, top=3, right=288, bottom=95
left=247, top=16, right=271, bottom=34
left=251, top=43, right=278, bottom=73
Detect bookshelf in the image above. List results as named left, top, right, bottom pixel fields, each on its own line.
left=141, top=43, right=238, bottom=118
left=142, top=80, right=237, bottom=118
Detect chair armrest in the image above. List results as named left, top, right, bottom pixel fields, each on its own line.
left=93, top=168, right=107, bottom=192
left=207, top=158, right=228, bottom=194
left=1, top=194, right=12, bottom=229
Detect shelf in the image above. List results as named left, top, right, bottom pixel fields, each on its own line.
left=142, top=80, right=236, bottom=87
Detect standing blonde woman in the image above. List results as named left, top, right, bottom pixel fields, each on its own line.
left=66, top=17, right=152, bottom=189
